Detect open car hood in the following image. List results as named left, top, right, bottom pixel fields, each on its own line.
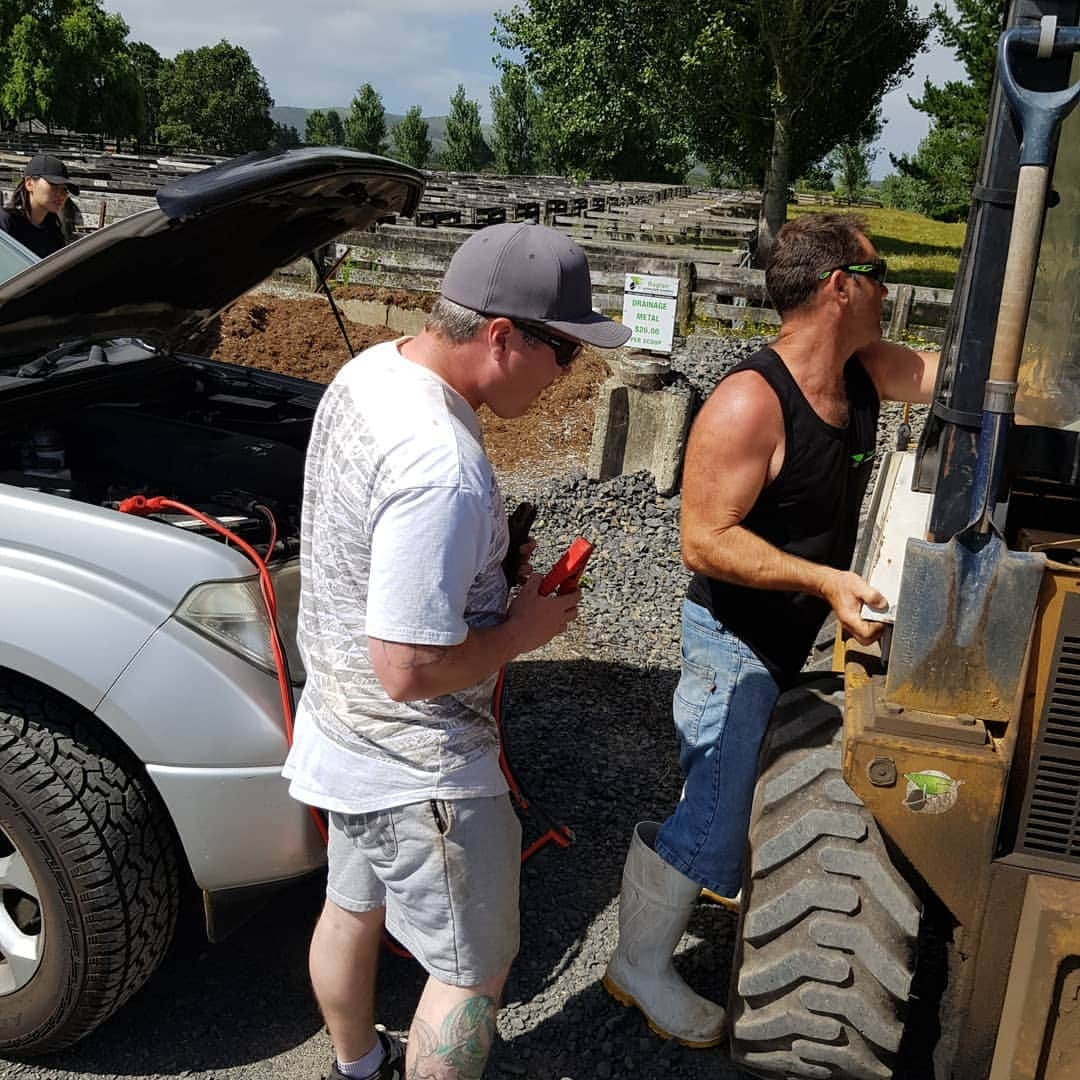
left=0, top=147, right=424, bottom=361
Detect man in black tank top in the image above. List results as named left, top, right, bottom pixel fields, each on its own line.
left=604, top=214, right=939, bottom=1046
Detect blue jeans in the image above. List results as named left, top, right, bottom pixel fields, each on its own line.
left=655, top=600, right=780, bottom=896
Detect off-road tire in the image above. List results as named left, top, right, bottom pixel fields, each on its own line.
left=0, top=675, right=180, bottom=1054
left=729, top=676, right=921, bottom=1080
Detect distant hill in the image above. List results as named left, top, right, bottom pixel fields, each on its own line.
left=271, top=106, right=488, bottom=163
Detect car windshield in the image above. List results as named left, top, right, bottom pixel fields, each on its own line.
left=0, top=228, right=38, bottom=285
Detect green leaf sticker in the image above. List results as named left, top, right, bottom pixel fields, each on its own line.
left=905, top=771, right=955, bottom=796
left=903, top=769, right=962, bottom=814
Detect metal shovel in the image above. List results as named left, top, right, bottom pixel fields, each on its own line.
left=885, top=23, right=1080, bottom=722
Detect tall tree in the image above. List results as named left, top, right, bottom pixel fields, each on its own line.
left=441, top=84, right=489, bottom=172
left=889, top=0, right=1005, bottom=219
left=494, top=0, right=692, bottom=182
left=0, top=0, right=140, bottom=136
left=827, top=110, right=882, bottom=204
left=344, top=83, right=387, bottom=155
left=490, top=63, right=541, bottom=174
left=305, top=108, right=344, bottom=146
left=391, top=105, right=431, bottom=168
left=828, top=140, right=877, bottom=205
left=271, top=121, right=302, bottom=148
left=681, top=1, right=927, bottom=261
left=0, top=10, right=55, bottom=128
left=55, top=0, right=141, bottom=138
left=157, top=40, right=274, bottom=154
left=129, top=41, right=163, bottom=142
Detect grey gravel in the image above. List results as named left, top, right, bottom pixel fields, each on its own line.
left=1, top=334, right=933, bottom=1080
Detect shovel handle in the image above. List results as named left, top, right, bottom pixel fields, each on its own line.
left=988, top=163, right=1049, bottom=387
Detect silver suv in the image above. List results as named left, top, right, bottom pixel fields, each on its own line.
left=0, top=148, right=424, bottom=1054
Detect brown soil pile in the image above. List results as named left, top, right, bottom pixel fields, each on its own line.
left=193, top=291, right=609, bottom=470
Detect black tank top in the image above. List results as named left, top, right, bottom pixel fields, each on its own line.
left=686, top=346, right=879, bottom=680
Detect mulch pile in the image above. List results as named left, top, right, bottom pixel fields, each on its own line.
left=192, top=287, right=611, bottom=470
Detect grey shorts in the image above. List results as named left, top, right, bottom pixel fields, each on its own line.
left=327, top=794, right=521, bottom=987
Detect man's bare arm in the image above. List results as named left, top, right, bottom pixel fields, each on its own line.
left=858, top=339, right=939, bottom=403
left=369, top=573, right=578, bottom=702
left=681, top=373, right=885, bottom=644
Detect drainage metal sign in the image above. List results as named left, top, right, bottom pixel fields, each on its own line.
left=622, top=274, right=678, bottom=354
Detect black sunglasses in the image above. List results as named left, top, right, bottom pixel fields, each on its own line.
left=512, top=321, right=583, bottom=368
left=817, top=259, right=888, bottom=285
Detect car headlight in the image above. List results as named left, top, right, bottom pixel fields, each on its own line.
left=176, top=577, right=279, bottom=674
left=176, top=570, right=307, bottom=684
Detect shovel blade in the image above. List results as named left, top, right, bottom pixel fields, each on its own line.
left=884, top=530, right=1045, bottom=722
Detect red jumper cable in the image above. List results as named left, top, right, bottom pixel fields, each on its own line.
left=117, top=495, right=328, bottom=844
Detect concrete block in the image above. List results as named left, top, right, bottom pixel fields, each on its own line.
left=340, top=299, right=389, bottom=327
left=587, top=374, right=695, bottom=496
left=386, top=306, right=428, bottom=336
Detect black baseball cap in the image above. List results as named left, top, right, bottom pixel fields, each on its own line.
left=23, top=154, right=79, bottom=195
left=440, top=222, right=631, bottom=348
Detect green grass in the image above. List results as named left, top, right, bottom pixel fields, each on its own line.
left=788, top=204, right=966, bottom=291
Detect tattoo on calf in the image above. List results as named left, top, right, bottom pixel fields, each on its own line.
left=407, top=996, right=496, bottom=1079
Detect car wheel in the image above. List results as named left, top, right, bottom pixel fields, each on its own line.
left=729, top=677, right=921, bottom=1080
left=0, top=675, right=179, bottom=1054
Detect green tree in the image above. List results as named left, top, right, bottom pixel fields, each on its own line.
left=441, top=84, right=490, bottom=172
left=796, top=161, right=835, bottom=192
left=0, top=11, right=54, bottom=127
left=55, top=0, right=141, bottom=138
left=390, top=105, right=431, bottom=168
left=0, top=1, right=148, bottom=137
left=305, top=108, right=344, bottom=146
left=129, top=41, right=163, bottom=142
left=271, top=121, right=302, bottom=148
left=157, top=40, right=274, bottom=154
left=490, top=63, right=541, bottom=174
left=494, top=1, right=692, bottom=182
left=344, top=83, right=387, bottom=154
left=681, top=1, right=926, bottom=261
left=828, top=141, right=876, bottom=204
left=826, top=111, right=881, bottom=204
left=884, top=123, right=981, bottom=220
left=889, top=0, right=1004, bottom=219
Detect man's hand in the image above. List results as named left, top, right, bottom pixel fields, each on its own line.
left=819, top=569, right=887, bottom=645
left=505, top=571, right=579, bottom=654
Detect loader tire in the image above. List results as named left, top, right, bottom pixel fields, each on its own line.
left=729, top=676, right=920, bottom=1080
left=0, top=675, right=179, bottom=1054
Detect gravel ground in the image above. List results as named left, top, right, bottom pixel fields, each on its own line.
left=0, top=334, right=932, bottom=1080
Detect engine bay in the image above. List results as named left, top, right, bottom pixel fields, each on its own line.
left=0, top=341, right=321, bottom=558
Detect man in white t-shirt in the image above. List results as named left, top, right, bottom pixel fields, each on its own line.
left=284, top=222, right=631, bottom=1080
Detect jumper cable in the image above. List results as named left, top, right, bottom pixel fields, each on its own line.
left=117, top=494, right=329, bottom=844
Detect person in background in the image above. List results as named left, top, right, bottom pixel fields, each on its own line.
left=0, top=154, right=79, bottom=258
left=284, top=222, right=631, bottom=1080
left=604, top=213, right=939, bottom=1047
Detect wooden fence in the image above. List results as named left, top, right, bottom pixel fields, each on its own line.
left=323, top=223, right=952, bottom=343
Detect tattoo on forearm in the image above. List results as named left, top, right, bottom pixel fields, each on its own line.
left=375, top=640, right=451, bottom=671
left=407, top=996, right=496, bottom=1079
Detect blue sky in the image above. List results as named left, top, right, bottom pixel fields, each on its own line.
left=106, top=0, right=961, bottom=178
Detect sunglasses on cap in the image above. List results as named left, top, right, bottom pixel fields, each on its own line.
left=512, top=320, right=583, bottom=368
left=817, top=259, right=888, bottom=285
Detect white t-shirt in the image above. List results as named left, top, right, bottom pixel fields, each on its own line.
left=283, top=339, right=510, bottom=814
